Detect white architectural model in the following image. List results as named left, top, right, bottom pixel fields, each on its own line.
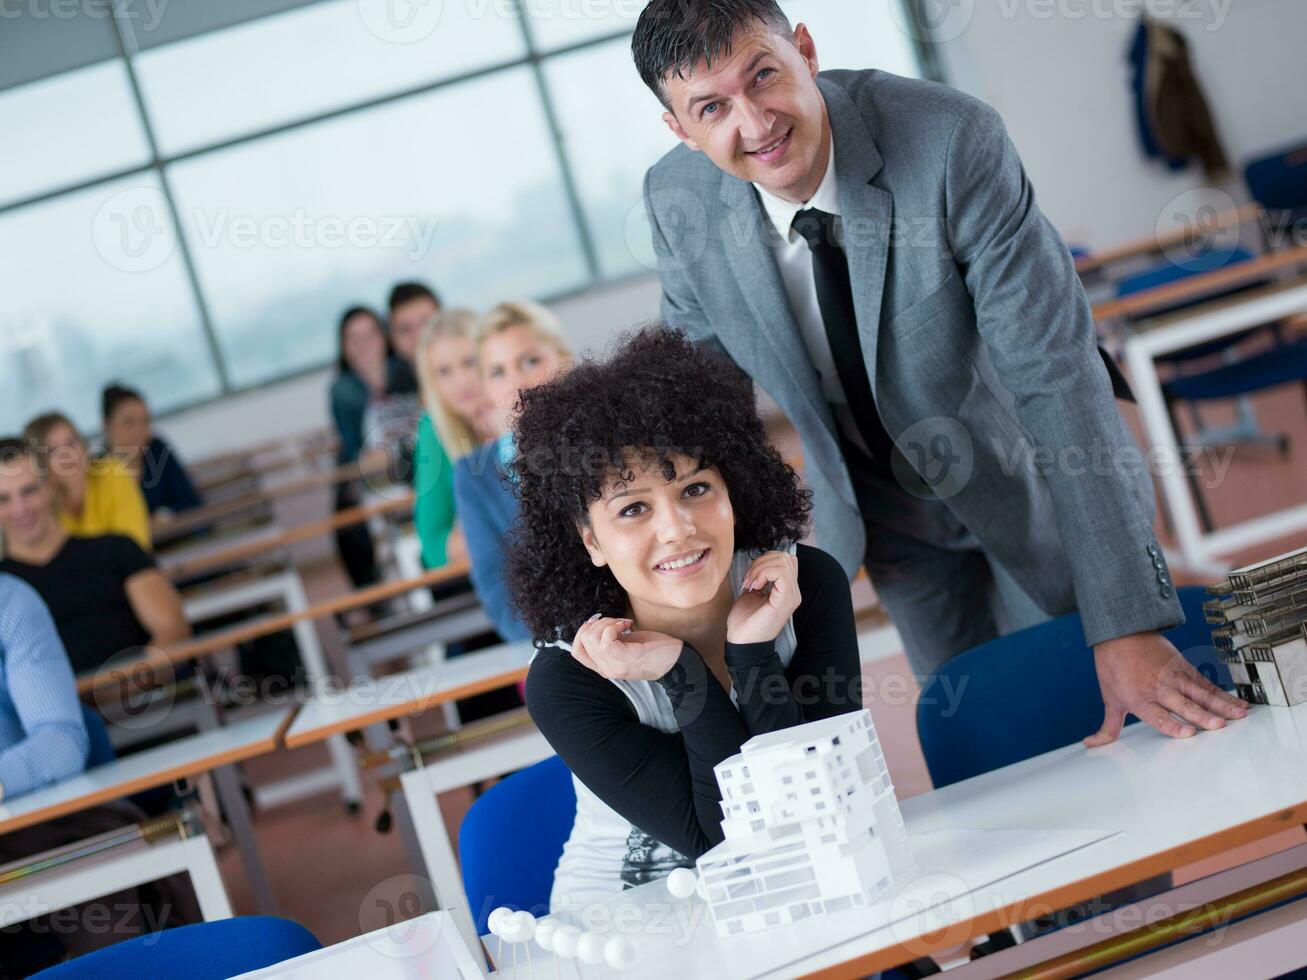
left=1207, top=544, right=1307, bottom=707
left=695, top=710, right=915, bottom=937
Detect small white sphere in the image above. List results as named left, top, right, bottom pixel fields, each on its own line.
left=511, top=911, right=537, bottom=941
left=604, top=936, right=637, bottom=970
left=696, top=876, right=709, bottom=901
left=554, top=925, right=582, bottom=959
left=666, top=868, right=698, bottom=899
left=576, top=932, right=605, bottom=965
left=534, top=918, right=559, bottom=952
left=488, top=907, right=514, bottom=936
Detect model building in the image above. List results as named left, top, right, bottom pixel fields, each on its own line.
left=1206, top=545, right=1307, bottom=707
left=695, top=710, right=915, bottom=937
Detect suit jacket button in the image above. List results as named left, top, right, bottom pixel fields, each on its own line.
left=1160, top=585, right=1174, bottom=599
left=1157, top=571, right=1170, bottom=585
left=1146, top=544, right=1159, bottom=557
left=1152, top=557, right=1166, bottom=570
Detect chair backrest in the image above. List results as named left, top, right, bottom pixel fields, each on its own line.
left=459, top=755, right=575, bottom=935
left=1116, top=246, right=1254, bottom=298
left=81, top=704, right=116, bottom=769
left=916, top=586, right=1229, bottom=790
left=31, top=916, right=320, bottom=980
left=1245, top=142, right=1307, bottom=213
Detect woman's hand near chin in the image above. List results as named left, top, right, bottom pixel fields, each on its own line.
left=569, top=614, right=684, bottom=682
left=726, top=550, right=801, bottom=645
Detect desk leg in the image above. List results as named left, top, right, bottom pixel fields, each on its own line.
left=285, top=574, right=365, bottom=810
left=193, top=701, right=277, bottom=916
left=399, top=767, right=465, bottom=914
left=1123, top=337, right=1226, bottom=576
left=361, top=720, right=438, bottom=912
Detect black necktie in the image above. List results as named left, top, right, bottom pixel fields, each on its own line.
left=792, top=207, right=895, bottom=464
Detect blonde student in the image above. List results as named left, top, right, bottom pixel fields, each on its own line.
left=23, top=412, right=151, bottom=552
left=453, top=300, right=572, bottom=641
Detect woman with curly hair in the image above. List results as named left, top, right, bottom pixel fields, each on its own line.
left=512, top=328, right=862, bottom=911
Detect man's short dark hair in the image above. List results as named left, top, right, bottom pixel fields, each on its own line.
left=0, top=436, right=39, bottom=475
left=632, top=0, right=793, bottom=110
left=387, top=282, right=441, bottom=314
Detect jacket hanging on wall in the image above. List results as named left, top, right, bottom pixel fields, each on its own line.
left=1128, top=17, right=1229, bottom=180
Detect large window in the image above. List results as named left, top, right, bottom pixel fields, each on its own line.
left=0, top=0, right=924, bottom=433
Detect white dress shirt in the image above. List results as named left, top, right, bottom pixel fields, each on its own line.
left=752, top=137, right=872, bottom=456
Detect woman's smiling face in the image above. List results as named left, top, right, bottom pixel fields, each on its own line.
left=580, top=452, right=735, bottom=613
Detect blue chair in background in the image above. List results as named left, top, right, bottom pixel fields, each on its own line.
left=81, top=704, right=116, bottom=769
left=917, top=585, right=1229, bottom=790
left=1114, top=246, right=1307, bottom=533
left=458, top=755, right=575, bottom=935
left=1246, top=141, right=1307, bottom=236
left=31, top=916, right=321, bottom=980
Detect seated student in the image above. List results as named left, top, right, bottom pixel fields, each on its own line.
left=329, top=305, right=420, bottom=589
left=101, top=383, right=203, bottom=519
left=387, top=281, right=442, bottom=373
left=454, top=301, right=573, bottom=642
left=0, top=574, right=198, bottom=974
left=23, top=412, right=151, bottom=552
left=0, top=438, right=190, bottom=677
left=413, top=308, right=494, bottom=570
left=514, top=329, right=861, bottom=910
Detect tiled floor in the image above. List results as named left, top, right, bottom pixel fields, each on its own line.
left=212, top=385, right=1307, bottom=947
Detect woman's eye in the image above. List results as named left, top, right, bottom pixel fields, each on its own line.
left=619, top=502, right=647, bottom=519
left=683, top=481, right=711, bottom=498
left=702, top=101, right=721, bottom=118
left=523, top=355, right=542, bottom=369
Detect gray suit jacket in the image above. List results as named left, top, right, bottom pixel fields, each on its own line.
left=643, top=70, right=1183, bottom=646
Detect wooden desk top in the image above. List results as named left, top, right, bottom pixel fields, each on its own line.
left=1090, top=244, right=1307, bottom=322
left=164, top=493, right=415, bottom=580
left=78, top=562, right=472, bottom=696
left=283, top=641, right=534, bottom=749
left=0, top=709, right=295, bottom=836
left=1075, top=202, right=1262, bottom=277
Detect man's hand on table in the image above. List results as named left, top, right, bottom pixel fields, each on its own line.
left=1085, top=630, right=1249, bottom=747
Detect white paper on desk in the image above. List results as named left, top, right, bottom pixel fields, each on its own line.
left=494, top=827, right=1118, bottom=980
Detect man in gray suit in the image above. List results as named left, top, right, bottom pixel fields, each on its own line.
left=633, top=0, right=1246, bottom=745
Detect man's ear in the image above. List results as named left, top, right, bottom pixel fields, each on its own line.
left=578, top=522, right=608, bottom=568
left=663, top=111, right=702, bottom=153
left=793, top=23, right=820, bottom=78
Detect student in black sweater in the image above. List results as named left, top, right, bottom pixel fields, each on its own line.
left=509, top=328, right=861, bottom=910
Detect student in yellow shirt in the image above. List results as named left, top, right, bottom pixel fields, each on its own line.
left=21, top=413, right=151, bottom=552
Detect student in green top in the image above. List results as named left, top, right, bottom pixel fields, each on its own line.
left=413, top=308, right=494, bottom=569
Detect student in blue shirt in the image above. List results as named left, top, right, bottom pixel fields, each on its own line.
left=453, top=301, right=573, bottom=642
left=0, top=573, right=200, bottom=973
left=0, top=572, right=88, bottom=802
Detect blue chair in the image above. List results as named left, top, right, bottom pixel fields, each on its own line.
left=917, top=586, right=1231, bottom=790
left=81, top=704, right=116, bottom=769
left=1246, top=141, right=1307, bottom=234
left=459, top=755, right=575, bottom=934
left=30, top=916, right=321, bottom=979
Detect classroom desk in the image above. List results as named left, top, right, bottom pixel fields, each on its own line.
left=0, top=711, right=295, bottom=918
left=285, top=643, right=535, bottom=913
left=1120, top=275, right=1307, bottom=574
left=468, top=702, right=1307, bottom=979
left=157, top=521, right=283, bottom=575
left=181, top=568, right=364, bottom=811
left=283, top=642, right=534, bottom=750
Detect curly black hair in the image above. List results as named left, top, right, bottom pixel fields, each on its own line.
left=506, top=326, right=811, bottom=641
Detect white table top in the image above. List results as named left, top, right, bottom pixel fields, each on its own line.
left=284, top=642, right=535, bottom=749
left=0, top=709, right=291, bottom=835
left=498, top=702, right=1307, bottom=979
left=157, top=521, right=283, bottom=572
left=233, top=911, right=485, bottom=979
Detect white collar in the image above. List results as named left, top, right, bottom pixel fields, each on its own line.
left=753, top=135, right=840, bottom=242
